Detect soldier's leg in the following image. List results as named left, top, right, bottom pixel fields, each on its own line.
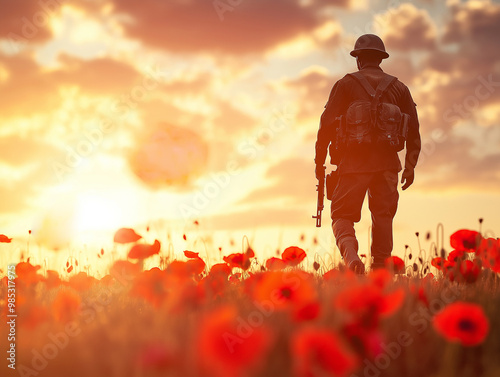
left=367, top=170, right=399, bottom=268
left=330, top=173, right=370, bottom=271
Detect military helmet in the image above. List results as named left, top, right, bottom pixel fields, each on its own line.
left=350, top=34, right=389, bottom=59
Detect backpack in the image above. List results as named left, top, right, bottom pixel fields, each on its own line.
left=330, top=72, right=409, bottom=163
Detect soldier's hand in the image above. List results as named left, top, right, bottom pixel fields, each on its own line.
left=315, top=164, right=325, bottom=180
left=401, top=168, right=414, bottom=190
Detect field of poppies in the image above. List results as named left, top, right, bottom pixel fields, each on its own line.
left=1, top=227, right=500, bottom=377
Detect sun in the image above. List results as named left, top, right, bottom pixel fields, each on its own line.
left=74, top=193, right=123, bottom=234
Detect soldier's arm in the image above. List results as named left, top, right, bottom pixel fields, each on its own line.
left=315, top=81, right=342, bottom=166
left=401, top=87, right=421, bottom=171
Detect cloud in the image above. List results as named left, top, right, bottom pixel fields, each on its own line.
left=211, top=100, right=257, bottom=136
left=0, top=0, right=58, bottom=46
left=0, top=135, right=59, bottom=166
left=0, top=52, right=148, bottom=119
left=442, top=0, right=500, bottom=45
left=0, top=53, right=60, bottom=118
left=416, top=133, right=500, bottom=192
left=106, top=0, right=349, bottom=55
left=52, top=54, right=142, bottom=94
left=128, top=123, right=209, bottom=189
left=375, top=3, right=437, bottom=51
left=240, top=157, right=315, bottom=205
left=282, top=66, right=336, bottom=123
left=414, top=1, right=500, bottom=134
left=382, top=55, right=418, bottom=85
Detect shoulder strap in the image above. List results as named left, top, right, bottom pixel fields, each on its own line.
left=348, top=72, right=398, bottom=98
left=374, top=74, right=397, bottom=98
left=348, top=72, right=376, bottom=97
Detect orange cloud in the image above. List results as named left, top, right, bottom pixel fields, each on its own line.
left=105, top=0, right=349, bottom=54
left=0, top=0, right=58, bottom=46
left=283, top=67, right=337, bottom=123
left=0, top=53, right=60, bottom=117
left=376, top=3, right=437, bottom=51
left=443, top=0, right=500, bottom=45
left=240, top=157, right=314, bottom=205
left=0, top=53, right=148, bottom=119
left=415, top=134, right=500, bottom=192
left=52, top=54, right=142, bottom=94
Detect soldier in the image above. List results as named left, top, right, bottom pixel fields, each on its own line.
left=315, top=34, right=421, bottom=273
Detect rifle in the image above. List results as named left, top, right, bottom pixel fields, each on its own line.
left=312, top=166, right=326, bottom=227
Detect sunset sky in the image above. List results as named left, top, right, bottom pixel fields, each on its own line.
left=1, top=0, right=499, bottom=262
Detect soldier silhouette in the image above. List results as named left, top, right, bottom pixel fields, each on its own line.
left=315, top=34, right=421, bottom=273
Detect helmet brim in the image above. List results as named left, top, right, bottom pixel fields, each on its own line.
left=350, top=48, right=389, bottom=59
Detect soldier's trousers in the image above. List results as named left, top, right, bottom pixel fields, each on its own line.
left=330, top=170, right=399, bottom=267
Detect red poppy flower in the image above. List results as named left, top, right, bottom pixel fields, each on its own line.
left=68, top=272, right=98, bottom=291
left=342, top=325, right=384, bottom=360
left=458, top=260, right=481, bottom=284
left=323, top=269, right=341, bottom=281
left=292, top=301, right=321, bottom=322
left=368, top=268, right=392, bottom=289
left=442, top=260, right=457, bottom=281
left=431, top=257, right=445, bottom=270
left=167, top=258, right=206, bottom=278
left=476, top=238, right=500, bottom=272
left=379, top=288, right=405, bottom=316
left=433, top=302, right=489, bottom=346
left=209, top=263, right=232, bottom=278
left=43, top=270, right=61, bottom=290
left=200, top=264, right=231, bottom=298
left=282, top=246, right=307, bottom=266
left=113, top=227, right=142, bottom=243
left=450, top=229, right=482, bottom=252
left=253, top=270, right=317, bottom=313
left=0, top=234, right=12, bottom=243
left=384, top=256, right=405, bottom=274
left=265, top=257, right=286, bottom=271
left=448, top=249, right=465, bottom=263
left=184, top=250, right=200, bottom=259
left=197, top=306, right=272, bottom=377
left=99, top=274, right=116, bottom=287
left=15, top=262, right=43, bottom=286
left=291, top=327, right=358, bottom=377
left=335, top=284, right=404, bottom=329
left=128, top=239, right=161, bottom=259
left=163, top=274, right=205, bottom=313
left=131, top=268, right=169, bottom=308
left=323, top=268, right=357, bottom=282
left=110, top=260, right=142, bottom=283
left=52, top=288, right=81, bottom=322
left=223, top=248, right=254, bottom=270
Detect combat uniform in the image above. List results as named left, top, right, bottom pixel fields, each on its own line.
left=315, top=62, right=421, bottom=269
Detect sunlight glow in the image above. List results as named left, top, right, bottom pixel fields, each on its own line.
left=0, top=64, right=9, bottom=83
left=75, top=193, right=124, bottom=233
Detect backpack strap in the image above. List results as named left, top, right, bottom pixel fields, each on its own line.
left=348, top=72, right=397, bottom=98
left=348, top=72, right=376, bottom=97
left=374, top=74, right=397, bottom=99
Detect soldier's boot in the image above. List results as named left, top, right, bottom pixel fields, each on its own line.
left=333, top=219, right=365, bottom=274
